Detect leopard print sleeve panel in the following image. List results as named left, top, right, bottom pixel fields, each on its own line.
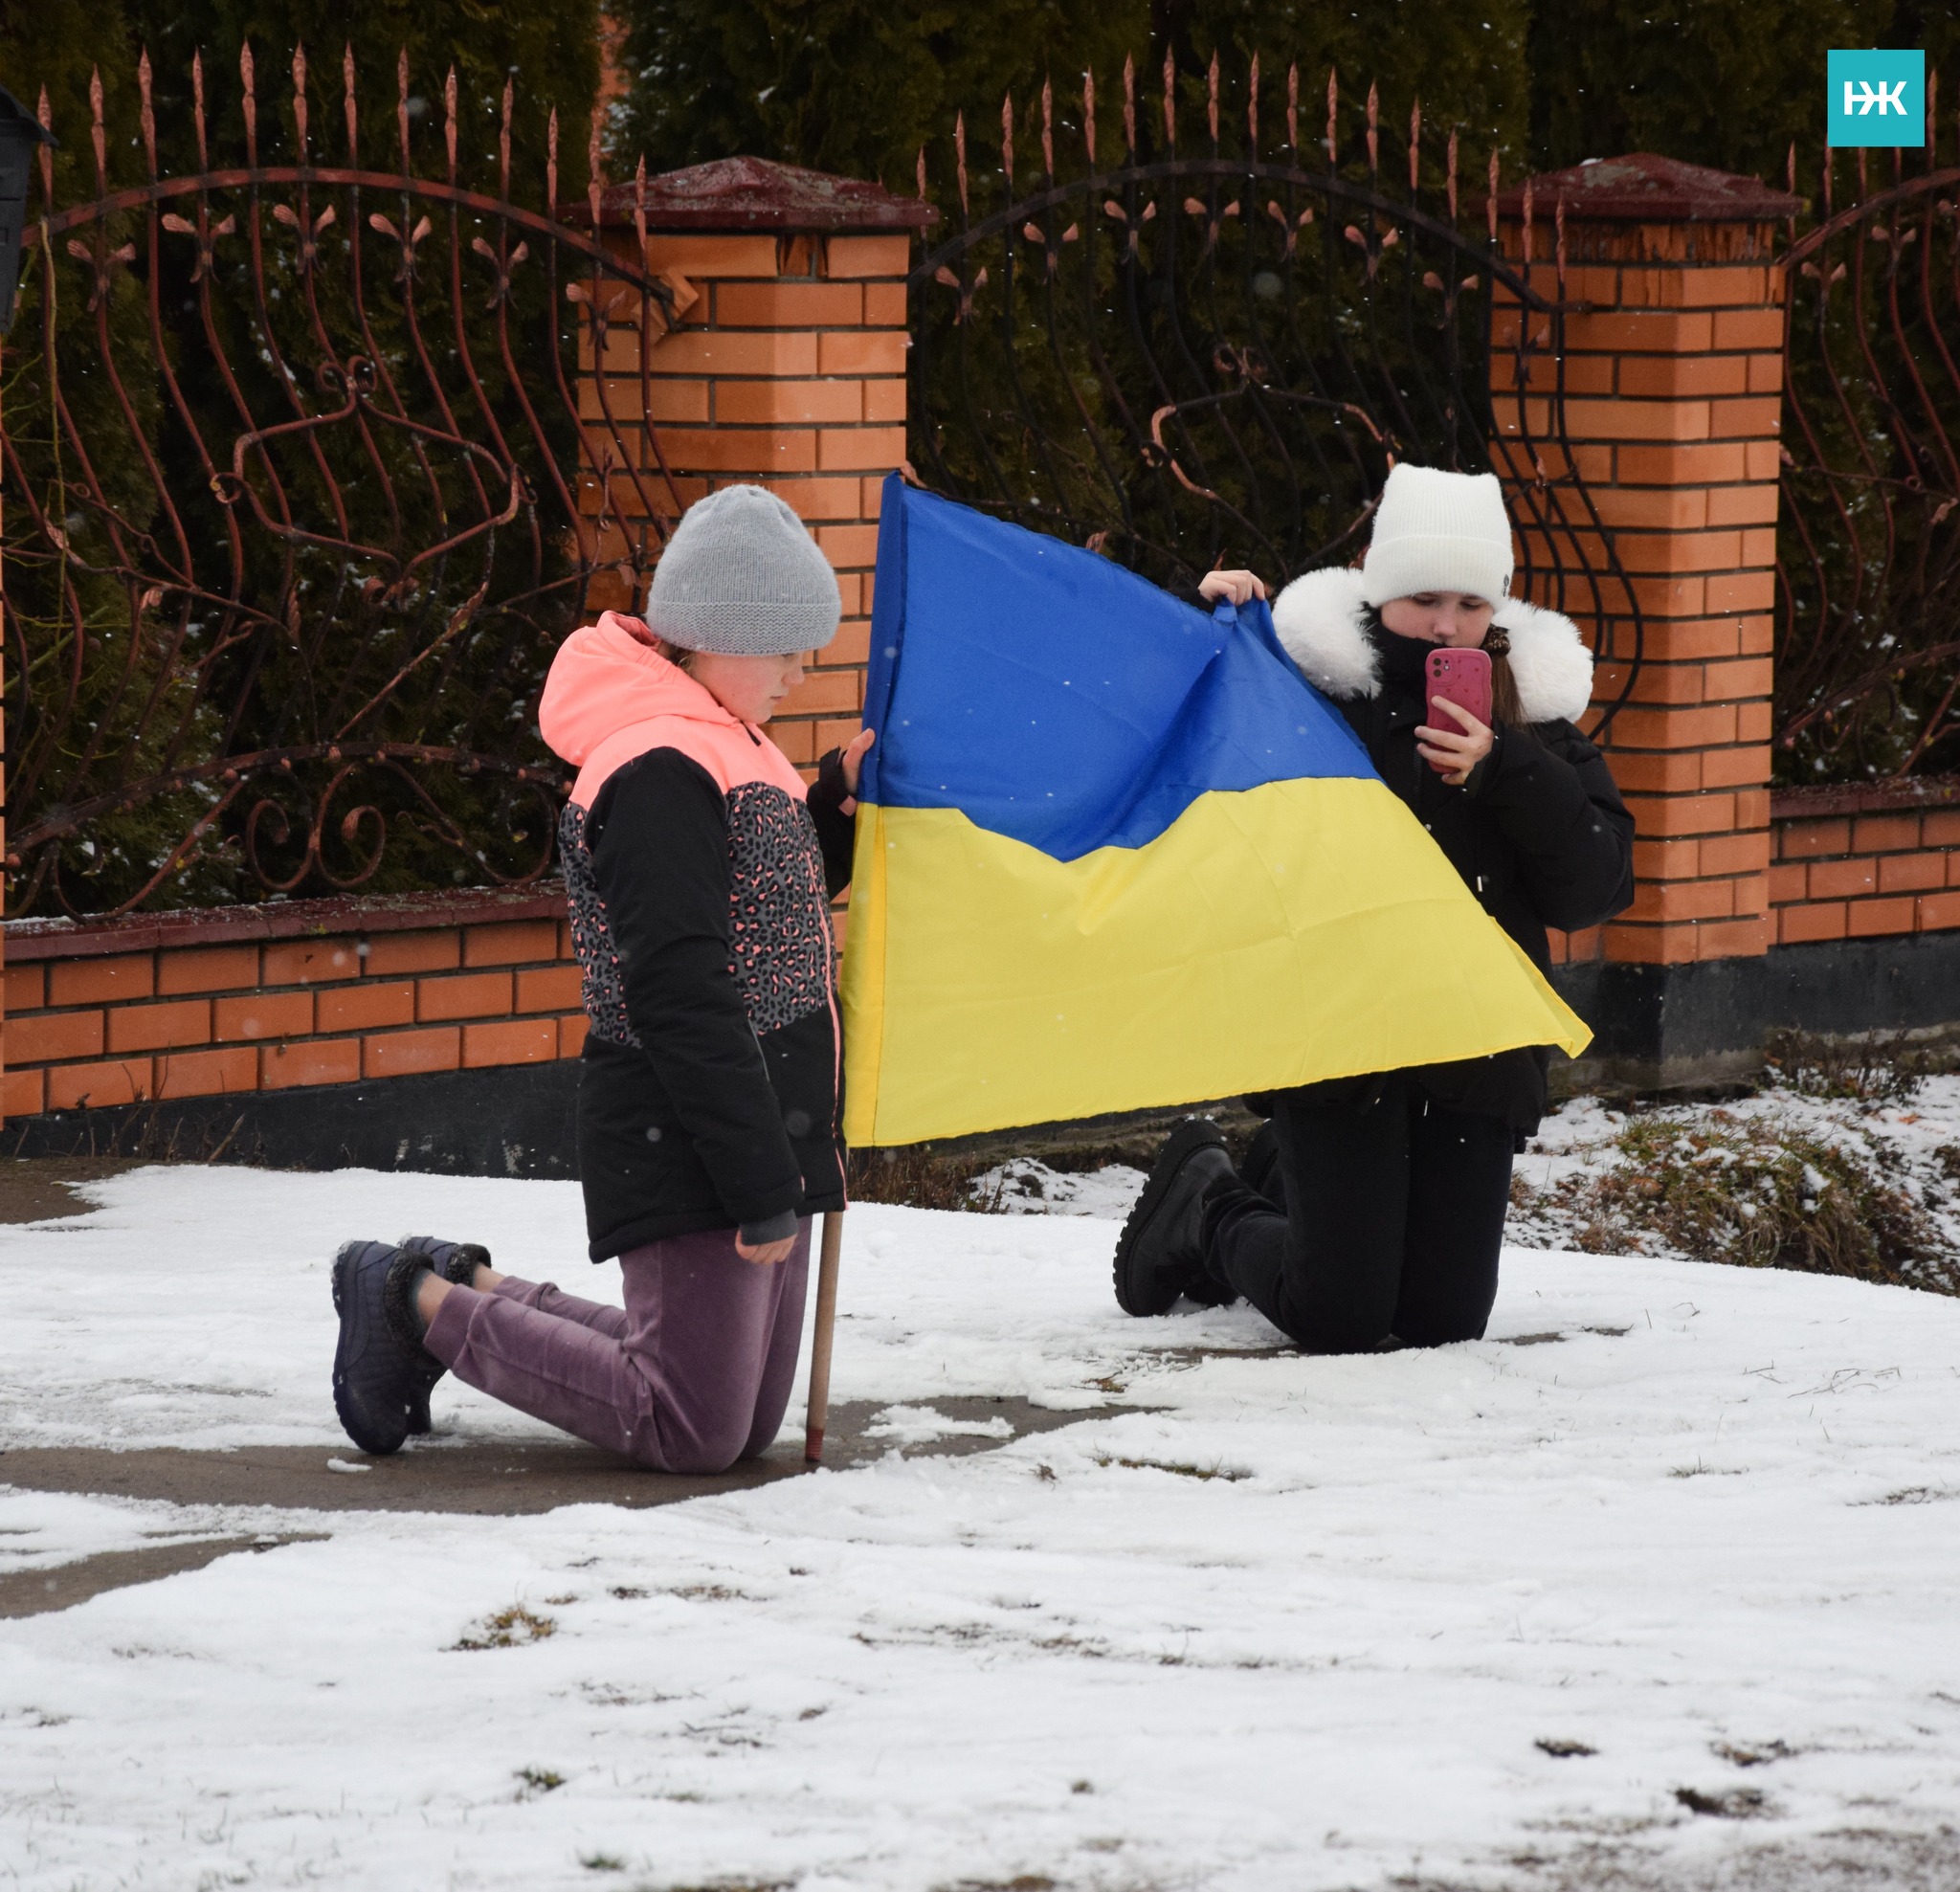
left=559, top=801, right=639, bottom=1048
left=725, top=782, right=834, bottom=1034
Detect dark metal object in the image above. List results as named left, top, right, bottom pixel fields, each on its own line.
left=0, top=84, right=58, bottom=333
left=3, top=46, right=679, bottom=917
left=1776, top=122, right=1960, bottom=781
left=906, top=56, right=1640, bottom=735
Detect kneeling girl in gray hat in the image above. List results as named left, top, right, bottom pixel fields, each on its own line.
left=328, top=484, right=872, bottom=1471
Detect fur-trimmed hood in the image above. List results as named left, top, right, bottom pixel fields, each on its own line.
left=1269, top=566, right=1594, bottom=725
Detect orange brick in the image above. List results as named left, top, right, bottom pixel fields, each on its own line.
left=315, top=981, right=414, bottom=1034
left=1809, top=857, right=1877, bottom=900
left=418, top=971, right=513, bottom=1022
left=772, top=476, right=872, bottom=522
left=824, top=619, right=872, bottom=668
left=1779, top=901, right=1847, bottom=944
left=1610, top=703, right=1738, bottom=749
left=1736, top=701, right=1772, bottom=744
left=780, top=668, right=863, bottom=716
left=157, top=945, right=259, bottom=995
left=655, top=426, right=818, bottom=475
left=1629, top=878, right=1734, bottom=922
left=863, top=281, right=906, bottom=324
left=364, top=930, right=461, bottom=976
left=579, top=376, right=709, bottom=425
left=1746, top=352, right=1784, bottom=395
left=1589, top=484, right=1710, bottom=532
left=155, top=1045, right=258, bottom=1100
left=817, top=330, right=908, bottom=376
left=7, top=1009, right=106, bottom=1063
left=1879, top=851, right=1945, bottom=894
left=716, top=377, right=863, bottom=425
left=1848, top=896, right=1915, bottom=938
left=1711, top=308, right=1785, bottom=350
left=559, top=1013, right=590, bottom=1057
left=261, top=937, right=361, bottom=986
left=213, top=990, right=314, bottom=1042
left=1625, top=573, right=1706, bottom=617
left=1601, top=921, right=1701, bottom=965
left=1742, top=440, right=1781, bottom=481
left=639, top=329, right=817, bottom=376
left=1694, top=916, right=1773, bottom=958
left=1611, top=529, right=1746, bottom=576
left=1633, top=837, right=1701, bottom=879
left=364, top=1027, right=461, bottom=1078
left=4, top=960, right=44, bottom=1013
left=1699, top=831, right=1771, bottom=877
left=1734, top=789, right=1772, bottom=831
left=1770, top=862, right=1808, bottom=903
left=714, top=280, right=861, bottom=326
left=1926, top=810, right=1960, bottom=848
left=463, top=921, right=562, bottom=968
left=4, top=1065, right=47, bottom=1117
left=825, top=234, right=913, bottom=278
left=859, top=476, right=887, bottom=518
left=1602, top=749, right=1701, bottom=793
left=1676, top=265, right=1778, bottom=308
left=815, top=523, right=881, bottom=567
left=1732, top=872, right=1771, bottom=918
left=1707, top=395, right=1784, bottom=438
left=260, top=1037, right=362, bottom=1090
left=771, top=720, right=817, bottom=765
left=1918, top=890, right=1960, bottom=931
left=1615, top=442, right=1748, bottom=486
left=1699, top=745, right=1771, bottom=790
left=1564, top=310, right=1714, bottom=352
left=107, top=998, right=212, bottom=1055
left=1615, top=354, right=1749, bottom=398
left=1563, top=396, right=1710, bottom=442
left=1852, top=813, right=1920, bottom=854
left=48, top=1057, right=151, bottom=1110
left=1624, top=791, right=1738, bottom=838
left=461, top=1018, right=558, bottom=1068
left=641, top=233, right=779, bottom=278
left=815, top=426, right=907, bottom=473
left=1704, top=482, right=1782, bottom=527
left=515, top=965, right=584, bottom=1013
left=862, top=378, right=906, bottom=423
left=1778, top=817, right=1850, bottom=857
left=1704, top=570, right=1775, bottom=614
left=48, top=954, right=154, bottom=1007
left=1702, top=657, right=1773, bottom=700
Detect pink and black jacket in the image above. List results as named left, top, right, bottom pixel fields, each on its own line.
left=540, top=612, right=854, bottom=1261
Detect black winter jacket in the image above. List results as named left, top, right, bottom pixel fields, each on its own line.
left=540, top=614, right=857, bottom=1260
left=1267, top=573, right=1636, bottom=1129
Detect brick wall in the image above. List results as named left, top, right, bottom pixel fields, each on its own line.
left=1492, top=157, right=1795, bottom=973
left=579, top=170, right=922, bottom=774
left=1769, top=787, right=1960, bottom=946
left=2, top=893, right=585, bottom=1121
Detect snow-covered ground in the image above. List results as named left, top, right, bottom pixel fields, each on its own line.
left=5, top=1162, right=1960, bottom=1890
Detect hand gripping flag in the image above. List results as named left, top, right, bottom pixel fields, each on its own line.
left=840, top=478, right=1591, bottom=1146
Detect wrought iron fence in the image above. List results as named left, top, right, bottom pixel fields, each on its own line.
left=1776, top=116, right=1960, bottom=783
left=2, top=44, right=679, bottom=919
left=906, top=54, right=1640, bottom=734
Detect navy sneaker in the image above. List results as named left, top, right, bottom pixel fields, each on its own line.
left=393, top=1236, right=493, bottom=1435
left=1112, top=1119, right=1236, bottom=1316
left=330, top=1240, right=432, bottom=1457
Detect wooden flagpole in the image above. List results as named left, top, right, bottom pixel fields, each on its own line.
left=803, top=1210, right=845, bottom=1461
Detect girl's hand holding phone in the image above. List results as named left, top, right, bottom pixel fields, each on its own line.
left=1416, top=697, right=1494, bottom=786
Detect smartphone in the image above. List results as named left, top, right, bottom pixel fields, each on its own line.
left=1424, top=647, right=1492, bottom=772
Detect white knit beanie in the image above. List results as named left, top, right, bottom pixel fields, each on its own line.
left=1359, top=464, right=1514, bottom=607
left=645, top=483, right=841, bottom=655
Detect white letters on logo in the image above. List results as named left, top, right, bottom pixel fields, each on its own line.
left=1843, top=78, right=1909, bottom=115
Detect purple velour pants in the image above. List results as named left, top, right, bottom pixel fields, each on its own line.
left=422, top=1219, right=811, bottom=1474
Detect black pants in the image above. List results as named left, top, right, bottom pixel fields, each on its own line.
left=1201, top=1073, right=1515, bottom=1353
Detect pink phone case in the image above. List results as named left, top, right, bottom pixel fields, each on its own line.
left=1424, top=646, right=1492, bottom=730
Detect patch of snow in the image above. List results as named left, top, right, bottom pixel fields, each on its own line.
left=969, top=1155, right=1148, bottom=1216
left=2, top=1163, right=1959, bottom=1888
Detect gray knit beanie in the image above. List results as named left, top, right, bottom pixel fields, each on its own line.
left=644, top=483, right=841, bottom=655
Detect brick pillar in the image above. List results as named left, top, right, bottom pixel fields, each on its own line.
left=1492, top=156, right=1798, bottom=981
left=579, top=157, right=928, bottom=773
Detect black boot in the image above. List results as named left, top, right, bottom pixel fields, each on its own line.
left=1112, top=1120, right=1237, bottom=1316
left=393, top=1236, right=493, bottom=1434
left=329, top=1241, right=437, bottom=1457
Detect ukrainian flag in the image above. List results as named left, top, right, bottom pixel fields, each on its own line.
left=840, top=478, right=1590, bottom=1147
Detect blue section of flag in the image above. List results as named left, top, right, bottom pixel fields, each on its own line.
left=862, top=478, right=1374, bottom=861
left=1827, top=49, right=1925, bottom=147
